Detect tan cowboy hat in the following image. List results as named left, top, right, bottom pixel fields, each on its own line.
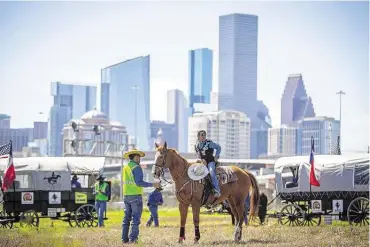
left=123, top=148, right=145, bottom=159
left=187, top=164, right=209, bottom=181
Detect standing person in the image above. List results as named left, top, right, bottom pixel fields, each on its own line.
left=94, top=175, right=109, bottom=227
left=122, top=148, right=161, bottom=244
left=194, top=130, right=222, bottom=198
left=146, top=187, right=164, bottom=227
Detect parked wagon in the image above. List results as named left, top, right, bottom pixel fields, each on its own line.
left=273, top=154, right=369, bottom=226
left=0, top=157, right=111, bottom=229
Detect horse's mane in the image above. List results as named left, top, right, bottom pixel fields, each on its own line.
left=157, top=147, right=192, bottom=167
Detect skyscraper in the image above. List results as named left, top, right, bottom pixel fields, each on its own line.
left=0, top=114, right=10, bottom=129
left=281, top=74, right=315, bottom=126
left=188, top=110, right=251, bottom=159
left=218, top=13, right=258, bottom=115
left=33, top=121, right=48, bottom=139
left=100, top=56, right=151, bottom=150
left=298, top=116, right=340, bottom=155
left=150, top=121, right=177, bottom=150
left=167, top=89, right=190, bottom=153
left=268, top=125, right=300, bottom=156
left=218, top=13, right=269, bottom=158
left=48, top=82, right=96, bottom=156
left=189, top=48, right=213, bottom=113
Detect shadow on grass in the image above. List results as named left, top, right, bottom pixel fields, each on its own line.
left=210, top=238, right=282, bottom=245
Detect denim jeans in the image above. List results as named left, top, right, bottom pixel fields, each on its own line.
left=244, top=194, right=250, bottom=225
left=208, top=161, right=220, bottom=193
left=146, top=205, right=159, bottom=226
left=95, top=200, right=107, bottom=227
left=122, top=195, right=143, bottom=243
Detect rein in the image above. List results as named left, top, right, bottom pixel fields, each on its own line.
left=155, top=150, right=196, bottom=204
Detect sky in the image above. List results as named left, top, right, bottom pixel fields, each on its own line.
left=0, top=1, right=368, bottom=152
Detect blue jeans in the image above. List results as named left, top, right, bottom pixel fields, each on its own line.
left=122, top=195, right=143, bottom=243
left=244, top=194, right=250, bottom=225
left=95, top=200, right=107, bottom=227
left=208, top=161, right=220, bottom=193
left=146, top=205, right=159, bottom=226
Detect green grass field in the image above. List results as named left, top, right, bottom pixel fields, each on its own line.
left=0, top=208, right=368, bottom=247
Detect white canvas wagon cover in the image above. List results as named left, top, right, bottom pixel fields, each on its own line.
left=274, top=154, right=369, bottom=193
left=0, top=157, right=105, bottom=191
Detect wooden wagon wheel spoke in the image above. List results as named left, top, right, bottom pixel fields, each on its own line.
left=348, top=197, right=370, bottom=226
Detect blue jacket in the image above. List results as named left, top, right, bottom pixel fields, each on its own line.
left=147, top=189, right=163, bottom=206
left=196, top=140, right=222, bottom=159
left=71, top=180, right=81, bottom=189
left=131, top=161, right=153, bottom=188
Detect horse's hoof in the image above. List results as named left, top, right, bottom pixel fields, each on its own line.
left=194, top=239, right=199, bottom=244
left=178, top=237, right=185, bottom=243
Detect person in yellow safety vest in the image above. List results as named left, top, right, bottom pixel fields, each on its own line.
left=121, top=148, right=161, bottom=244
left=94, top=175, right=109, bottom=227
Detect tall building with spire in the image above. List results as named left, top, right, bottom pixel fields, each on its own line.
left=281, top=74, right=315, bottom=126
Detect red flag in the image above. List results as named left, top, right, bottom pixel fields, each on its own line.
left=0, top=142, right=16, bottom=192
left=309, top=138, right=320, bottom=187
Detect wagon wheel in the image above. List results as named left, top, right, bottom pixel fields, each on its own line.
left=75, top=204, right=98, bottom=227
left=301, top=212, right=321, bottom=226
left=67, top=212, right=78, bottom=228
left=278, top=204, right=304, bottom=226
left=0, top=211, right=13, bottom=229
left=347, top=197, right=369, bottom=226
left=20, top=210, right=39, bottom=228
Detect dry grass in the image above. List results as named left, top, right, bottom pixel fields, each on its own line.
left=0, top=208, right=368, bottom=247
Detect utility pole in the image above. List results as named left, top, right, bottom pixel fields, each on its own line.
left=132, top=85, right=139, bottom=148
left=336, top=90, right=345, bottom=149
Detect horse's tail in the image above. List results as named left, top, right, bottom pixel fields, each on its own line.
left=244, top=170, right=260, bottom=222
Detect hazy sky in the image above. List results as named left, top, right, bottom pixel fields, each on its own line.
left=0, top=1, right=368, bottom=152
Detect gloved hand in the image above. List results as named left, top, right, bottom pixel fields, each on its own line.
left=153, top=182, right=161, bottom=188
left=214, top=157, right=219, bottom=163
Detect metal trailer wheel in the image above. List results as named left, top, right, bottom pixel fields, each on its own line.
left=20, top=210, right=39, bottom=228
left=347, top=197, right=369, bottom=226
left=0, top=211, right=13, bottom=229
left=278, top=204, right=304, bottom=226
left=75, top=204, right=98, bottom=227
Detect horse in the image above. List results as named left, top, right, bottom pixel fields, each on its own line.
left=153, top=142, right=260, bottom=243
left=227, top=192, right=269, bottom=226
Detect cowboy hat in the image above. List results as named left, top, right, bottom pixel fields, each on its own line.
left=97, top=175, right=106, bottom=181
left=123, top=148, right=145, bottom=159
left=187, top=164, right=209, bottom=181
left=72, top=175, right=79, bottom=180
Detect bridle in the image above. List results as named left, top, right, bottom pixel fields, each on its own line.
left=154, top=149, right=173, bottom=184
left=154, top=149, right=188, bottom=184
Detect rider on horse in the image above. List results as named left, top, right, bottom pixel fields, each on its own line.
left=194, top=130, right=222, bottom=198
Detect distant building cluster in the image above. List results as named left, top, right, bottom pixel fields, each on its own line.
left=0, top=13, right=341, bottom=159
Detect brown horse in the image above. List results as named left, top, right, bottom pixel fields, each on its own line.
left=153, top=142, right=260, bottom=243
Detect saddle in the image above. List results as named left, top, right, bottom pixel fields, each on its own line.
left=199, top=166, right=238, bottom=206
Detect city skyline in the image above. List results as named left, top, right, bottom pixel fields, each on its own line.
left=0, top=1, right=368, bottom=151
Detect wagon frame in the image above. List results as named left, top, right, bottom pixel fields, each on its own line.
left=0, top=157, right=111, bottom=229
left=272, top=154, right=369, bottom=227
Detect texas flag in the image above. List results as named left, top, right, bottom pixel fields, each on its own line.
left=0, top=141, right=16, bottom=192
left=309, top=137, right=320, bottom=187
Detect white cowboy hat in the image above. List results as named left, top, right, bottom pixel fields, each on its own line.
left=188, top=164, right=209, bottom=181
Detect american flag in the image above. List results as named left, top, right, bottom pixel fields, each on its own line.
left=0, top=141, right=16, bottom=192
left=0, top=142, right=11, bottom=159
left=331, top=136, right=341, bottom=155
